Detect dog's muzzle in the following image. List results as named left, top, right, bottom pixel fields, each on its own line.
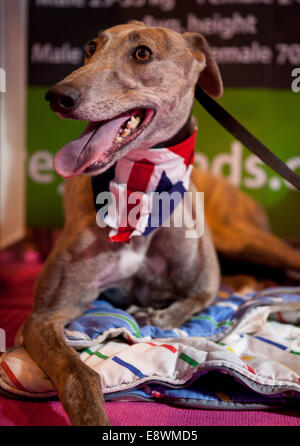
left=45, top=84, right=81, bottom=113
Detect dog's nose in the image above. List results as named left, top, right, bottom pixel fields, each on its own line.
left=45, top=84, right=81, bottom=112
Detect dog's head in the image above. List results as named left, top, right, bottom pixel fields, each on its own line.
left=46, top=21, right=222, bottom=178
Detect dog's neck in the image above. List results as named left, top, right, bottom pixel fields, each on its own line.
left=152, top=114, right=194, bottom=149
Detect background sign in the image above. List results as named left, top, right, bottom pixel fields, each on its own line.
left=27, top=0, right=300, bottom=236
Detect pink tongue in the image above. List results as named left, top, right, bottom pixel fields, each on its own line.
left=54, top=113, right=133, bottom=178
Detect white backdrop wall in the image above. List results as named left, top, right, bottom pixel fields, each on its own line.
left=0, top=0, right=27, bottom=248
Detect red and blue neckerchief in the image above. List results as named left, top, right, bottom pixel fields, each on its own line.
left=92, top=131, right=196, bottom=243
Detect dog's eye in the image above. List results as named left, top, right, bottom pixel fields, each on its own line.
left=133, top=46, right=152, bottom=63
left=86, top=40, right=97, bottom=58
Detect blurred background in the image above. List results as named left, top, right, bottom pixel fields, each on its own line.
left=0, top=0, right=299, bottom=260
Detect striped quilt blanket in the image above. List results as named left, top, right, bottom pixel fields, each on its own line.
left=1, top=286, right=300, bottom=410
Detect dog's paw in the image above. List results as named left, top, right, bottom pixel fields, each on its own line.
left=149, top=309, right=185, bottom=330
left=127, top=305, right=187, bottom=329
left=127, top=305, right=155, bottom=326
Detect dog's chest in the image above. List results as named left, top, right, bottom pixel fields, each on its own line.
left=124, top=231, right=201, bottom=308
left=95, top=194, right=202, bottom=307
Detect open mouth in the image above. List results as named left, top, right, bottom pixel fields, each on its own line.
left=54, top=108, right=155, bottom=178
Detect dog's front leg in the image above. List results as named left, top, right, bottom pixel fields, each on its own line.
left=23, top=312, right=109, bottom=426
left=22, top=230, right=116, bottom=425
left=145, top=291, right=216, bottom=329
left=162, top=234, right=220, bottom=329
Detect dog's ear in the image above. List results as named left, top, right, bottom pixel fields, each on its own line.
left=183, top=32, right=223, bottom=98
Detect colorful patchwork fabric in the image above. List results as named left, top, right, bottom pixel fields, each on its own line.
left=1, top=286, right=300, bottom=409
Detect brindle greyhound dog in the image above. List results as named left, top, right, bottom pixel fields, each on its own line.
left=21, top=21, right=300, bottom=426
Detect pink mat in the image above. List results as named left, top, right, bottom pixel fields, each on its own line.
left=1, top=256, right=300, bottom=426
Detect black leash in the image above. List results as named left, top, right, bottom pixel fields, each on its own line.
left=195, top=86, right=300, bottom=191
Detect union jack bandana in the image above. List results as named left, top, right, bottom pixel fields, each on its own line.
left=92, top=131, right=197, bottom=243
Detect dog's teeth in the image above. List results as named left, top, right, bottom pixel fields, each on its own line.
left=127, top=116, right=140, bottom=130
left=114, top=115, right=142, bottom=144
left=121, top=128, right=131, bottom=138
